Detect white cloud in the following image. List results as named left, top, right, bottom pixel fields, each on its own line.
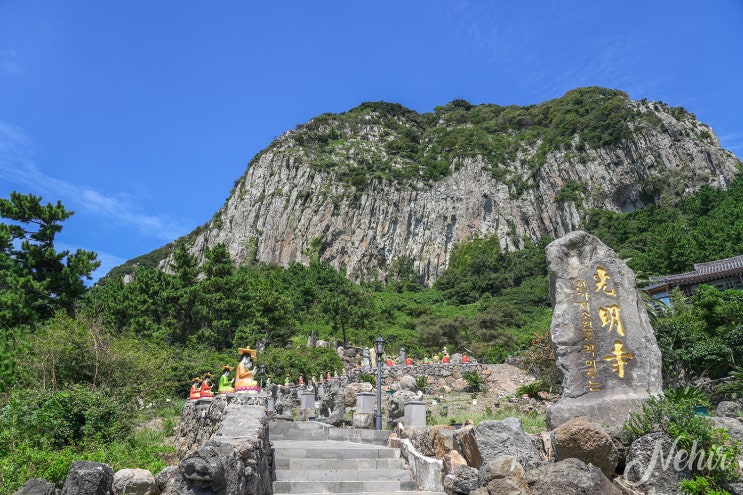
left=0, top=122, right=188, bottom=242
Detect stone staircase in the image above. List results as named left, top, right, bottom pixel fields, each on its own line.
left=270, top=421, right=445, bottom=495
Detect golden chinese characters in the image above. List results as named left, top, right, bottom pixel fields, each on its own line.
left=603, top=340, right=634, bottom=378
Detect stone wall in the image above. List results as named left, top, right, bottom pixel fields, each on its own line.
left=377, top=363, right=496, bottom=393
left=160, top=395, right=272, bottom=495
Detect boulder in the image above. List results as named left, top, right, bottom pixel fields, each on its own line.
left=432, top=425, right=456, bottom=458
left=711, top=416, right=743, bottom=445
left=717, top=401, right=743, bottom=418
left=545, top=231, right=663, bottom=429
left=61, top=461, right=114, bottom=495
left=344, top=381, right=373, bottom=407
left=443, top=465, right=480, bottom=495
left=624, top=432, right=689, bottom=495
left=526, top=457, right=621, bottom=495
left=723, top=480, right=743, bottom=495
left=454, top=425, right=483, bottom=468
left=443, top=450, right=468, bottom=477
left=472, top=418, right=542, bottom=469
left=153, top=467, right=178, bottom=494
left=13, top=478, right=58, bottom=495
left=352, top=412, right=374, bottom=429
left=113, top=469, right=157, bottom=495
left=551, top=416, right=618, bottom=478
left=479, top=455, right=532, bottom=495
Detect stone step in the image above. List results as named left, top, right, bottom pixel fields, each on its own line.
left=274, top=468, right=413, bottom=482
left=272, top=480, right=419, bottom=494
left=275, top=457, right=405, bottom=470
left=269, top=420, right=391, bottom=444
left=272, top=441, right=399, bottom=460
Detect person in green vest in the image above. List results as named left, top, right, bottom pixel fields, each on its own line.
left=218, top=365, right=235, bottom=394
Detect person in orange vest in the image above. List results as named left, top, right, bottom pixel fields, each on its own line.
left=189, top=378, right=202, bottom=400
left=200, top=373, right=215, bottom=398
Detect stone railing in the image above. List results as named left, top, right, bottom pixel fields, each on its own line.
left=159, top=394, right=272, bottom=495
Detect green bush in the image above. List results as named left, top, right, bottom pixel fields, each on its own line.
left=622, top=388, right=739, bottom=489
left=462, top=370, right=484, bottom=392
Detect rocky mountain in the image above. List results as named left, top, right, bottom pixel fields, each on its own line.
left=143, top=87, right=740, bottom=286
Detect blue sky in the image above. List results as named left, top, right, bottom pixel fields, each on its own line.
left=1, top=1, right=742, bottom=282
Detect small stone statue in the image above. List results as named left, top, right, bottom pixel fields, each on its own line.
left=235, top=347, right=260, bottom=394
left=189, top=378, right=201, bottom=400
left=423, top=355, right=430, bottom=364
left=218, top=365, right=235, bottom=394
left=387, top=375, right=424, bottom=427
left=442, top=347, right=450, bottom=364
left=461, top=354, right=470, bottom=363
left=199, top=373, right=214, bottom=398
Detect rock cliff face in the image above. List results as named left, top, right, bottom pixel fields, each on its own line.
left=167, top=88, right=740, bottom=285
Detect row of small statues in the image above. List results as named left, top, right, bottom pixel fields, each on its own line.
left=189, top=347, right=260, bottom=400
left=381, top=347, right=470, bottom=366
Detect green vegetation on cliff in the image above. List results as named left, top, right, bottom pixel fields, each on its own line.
left=271, top=87, right=697, bottom=194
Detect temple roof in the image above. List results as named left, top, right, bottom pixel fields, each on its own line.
left=645, top=254, right=743, bottom=290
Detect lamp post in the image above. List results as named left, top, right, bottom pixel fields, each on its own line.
left=374, top=336, right=386, bottom=430
left=260, top=364, right=266, bottom=389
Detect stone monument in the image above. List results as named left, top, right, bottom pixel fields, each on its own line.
left=545, top=231, right=662, bottom=429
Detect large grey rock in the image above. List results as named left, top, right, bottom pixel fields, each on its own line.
left=61, top=461, right=114, bottom=495
left=551, top=416, right=618, bottom=478
left=526, top=457, right=621, bottom=495
left=624, top=432, right=689, bottom=494
left=153, top=467, right=178, bottom=494
left=443, top=465, right=480, bottom=495
left=113, top=468, right=157, bottom=495
left=545, top=231, right=663, bottom=429
left=13, top=478, right=58, bottom=495
left=479, top=455, right=532, bottom=495
left=717, top=401, right=743, bottom=418
left=471, top=418, right=542, bottom=470
left=710, top=416, right=743, bottom=448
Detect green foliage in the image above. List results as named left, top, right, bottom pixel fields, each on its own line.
left=275, top=87, right=659, bottom=197
left=259, top=346, right=343, bottom=382
left=651, top=288, right=739, bottom=386
left=0, top=395, right=176, bottom=494
left=520, top=328, right=562, bottom=391
left=462, top=370, right=484, bottom=392
left=680, top=476, right=731, bottom=495
left=555, top=179, right=588, bottom=206
left=516, top=379, right=551, bottom=398
left=358, top=372, right=376, bottom=387
left=582, top=176, right=743, bottom=277
left=622, top=388, right=739, bottom=487
left=0, top=192, right=100, bottom=327
left=415, top=375, right=428, bottom=390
